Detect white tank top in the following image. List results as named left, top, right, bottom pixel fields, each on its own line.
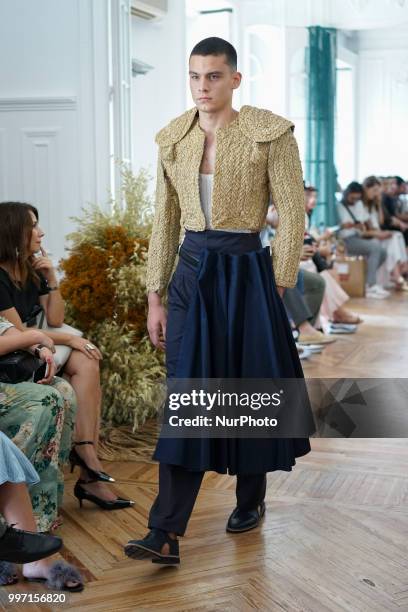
left=199, top=173, right=252, bottom=233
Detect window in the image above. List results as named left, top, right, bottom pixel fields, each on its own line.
left=335, top=57, right=356, bottom=189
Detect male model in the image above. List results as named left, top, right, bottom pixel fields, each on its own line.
left=125, top=37, right=312, bottom=565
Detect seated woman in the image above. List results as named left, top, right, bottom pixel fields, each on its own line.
left=266, top=200, right=361, bottom=335
left=283, top=251, right=336, bottom=346
left=0, top=431, right=83, bottom=591
left=337, top=182, right=388, bottom=299
left=304, top=186, right=364, bottom=326
left=362, top=176, right=408, bottom=291
left=0, top=315, right=77, bottom=531
left=0, top=202, right=133, bottom=510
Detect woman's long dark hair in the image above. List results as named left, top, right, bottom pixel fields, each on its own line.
left=362, top=176, right=381, bottom=213
left=0, top=202, right=41, bottom=287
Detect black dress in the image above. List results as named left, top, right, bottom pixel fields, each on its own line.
left=0, top=268, right=50, bottom=324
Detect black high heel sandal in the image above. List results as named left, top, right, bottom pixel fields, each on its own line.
left=124, top=528, right=180, bottom=565
left=74, top=479, right=135, bottom=510
left=69, top=440, right=115, bottom=483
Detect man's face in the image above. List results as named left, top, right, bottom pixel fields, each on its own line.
left=347, top=191, right=361, bottom=205
left=189, top=54, right=241, bottom=113
left=387, top=178, right=398, bottom=196
left=397, top=180, right=406, bottom=195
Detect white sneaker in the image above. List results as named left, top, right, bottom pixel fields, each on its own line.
left=297, top=345, right=312, bottom=360
left=302, top=344, right=324, bottom=353
left=327, top=323, right=357, bottom=334
left=296, top=343, right=323, bottom=354
left=366, top=284, right=389, bottom=299
left=372, top=284, right=390, bottom=297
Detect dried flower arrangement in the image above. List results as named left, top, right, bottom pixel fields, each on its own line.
left=59, top=166, right=165, bottom=430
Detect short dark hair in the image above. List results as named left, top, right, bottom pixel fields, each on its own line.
left=342, top=181, right=363, bottom=203
left=395, top=176, right=405, bottom=186
left=344, top=181, right=363, bottom=194
left=304, top=184, right=318, bottom=193
left=190, top=37, right=237, bottom=71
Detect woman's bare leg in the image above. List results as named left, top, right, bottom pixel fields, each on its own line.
left=0, top=482, right=37, bottom=531
left=332, top=305, right=362, bottom=323
left=64, top=351, right=116, bottom=501
left=0, top=482, right=79, bottom=586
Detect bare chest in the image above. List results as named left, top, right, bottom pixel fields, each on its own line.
left=199, top=135, right=216, bottom=174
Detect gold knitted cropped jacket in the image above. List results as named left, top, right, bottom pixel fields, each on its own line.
left=145, top=105, right=305, bottom=295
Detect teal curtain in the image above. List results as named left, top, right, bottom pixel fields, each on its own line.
left=305, top=26, right=338, bottom=227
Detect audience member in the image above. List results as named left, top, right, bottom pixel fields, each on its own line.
left=338, top=182, right=389, bottom=299
left=380, top=177, right=408, bottom=245
left=0, top=202, right=133, bottom=511
left=0, top=431, right=83, bottom=591
left=0, top=316, right=77, bottom=531
left=304, top=186, right=363, bottom=326
left=362, top=176, right=408, bottom=290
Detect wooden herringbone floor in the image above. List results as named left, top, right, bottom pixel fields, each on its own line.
left=1, top=292, right=407, bottom=612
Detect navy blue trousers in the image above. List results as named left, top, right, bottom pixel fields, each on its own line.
left=148, top=230, right=313, bottom=535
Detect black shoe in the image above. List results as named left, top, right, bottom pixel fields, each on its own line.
left=0, top=525, right=62, bottom=564
left=226, top=501, right=266, bottom=533
left=124, top=529, right=180, bottom=565
left=74, top=480, right=135, bottom=511
left=69, top=441, right=115, bottom=483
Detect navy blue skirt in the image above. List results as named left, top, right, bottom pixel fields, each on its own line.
left=152, top=230, right=312, bottom=474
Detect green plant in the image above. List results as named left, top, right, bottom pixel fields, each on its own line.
left=59, top=165, right=165, bottom=429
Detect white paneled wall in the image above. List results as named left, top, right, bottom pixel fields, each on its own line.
left=131, top=0, right=186, bottom=189
left=0, top=0, right=112, bottom=265
left=357, top=25, right=408, bottom=179
left=0, top=98, right=79, bottom=261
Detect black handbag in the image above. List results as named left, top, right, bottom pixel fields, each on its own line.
left=0, top=350, right=44, bottom=384
left=312, top=251, right=331, bottom=272
left=0, top=304, right=46, bottom=384
left=304, top=235, right=331, bottom=272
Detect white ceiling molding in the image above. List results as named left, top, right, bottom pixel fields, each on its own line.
left=0, top=97, right=77, bottom=112
left=241, top=0, right=408, bottom=30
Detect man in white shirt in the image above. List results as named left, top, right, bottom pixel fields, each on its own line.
left=338, top=182, right=388, bottom=299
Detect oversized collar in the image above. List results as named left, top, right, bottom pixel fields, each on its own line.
left=155, top=104, right=294, bottom=148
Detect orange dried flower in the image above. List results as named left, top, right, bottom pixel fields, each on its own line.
left=60, top=226, right=149, bottom=335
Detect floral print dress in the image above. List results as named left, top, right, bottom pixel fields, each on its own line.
left=0, top=317, right=77, bottom=532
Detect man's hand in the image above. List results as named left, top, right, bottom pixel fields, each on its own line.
left=147, top=292, right=167, bottom=350
left=320, top=228, right=333, bottom=240
left=342, top=221, right=365, bottom=230
left=377, top=230, right=393, bottom=240
left=391, top=217, right=408, bottom=230
left=276, top=286, right=285, bottom=298
left=318, top=244, right=331, bottom=258
left=300, top=244, right=316, bottom=261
